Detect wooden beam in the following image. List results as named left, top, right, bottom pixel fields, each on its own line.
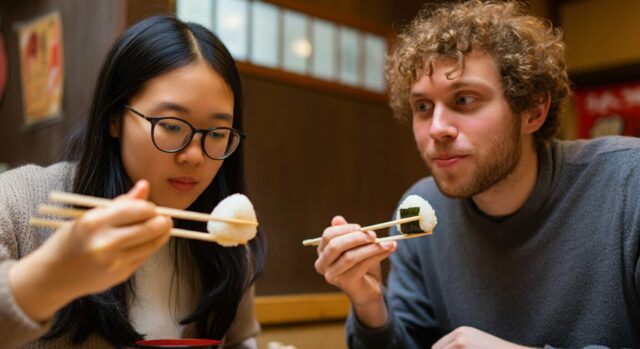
left=256, top=292, right=351, bottom=325
left=237, top=61, right=388, bottom=104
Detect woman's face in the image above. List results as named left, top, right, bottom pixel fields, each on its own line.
left=111, top=60, right=235, bottom=209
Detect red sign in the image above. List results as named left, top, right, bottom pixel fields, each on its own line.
left=574, top=82, right=640, bottom=138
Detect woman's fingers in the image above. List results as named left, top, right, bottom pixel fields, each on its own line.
left=118, top=179, right=150, bottom=200
left=78, top=199, right=157, bottom=230
left=109, top=229, right=171, bottom=274
left=89, top=214, right=172, bottom=251
left=78, top=179, right=156, bottom=228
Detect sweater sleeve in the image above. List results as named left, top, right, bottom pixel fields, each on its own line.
left=0, top=261, right=53, bottom=348
left=222, top=284, right=260, bottom=349
left=632, top=163, right=640, bottom=303
left=346, top=226, right=441, bottom=349
left=0, top=166, right=54, bottom=347
left=344, top=294, right=402, bottom=349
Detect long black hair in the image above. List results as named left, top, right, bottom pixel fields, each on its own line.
left=45, top=15, right=265, bottom=346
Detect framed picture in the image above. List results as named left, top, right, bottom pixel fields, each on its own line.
left=17, top=11, right=64, bottom=126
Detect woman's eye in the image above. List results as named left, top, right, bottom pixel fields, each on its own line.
left=158, top=121, right=183, bottom=133
left=209, top=130, right=229, bottom=139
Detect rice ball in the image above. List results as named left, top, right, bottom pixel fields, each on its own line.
left=395, top=194, right=437, bottom=233
left=207, top=194, right=258, bottom=247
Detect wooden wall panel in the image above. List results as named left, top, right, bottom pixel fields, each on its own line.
left=239, top=0, right=428, bottom=296
left=0, top=0, right=430, bottom=296
left=243, top=75, right=426, bottom=295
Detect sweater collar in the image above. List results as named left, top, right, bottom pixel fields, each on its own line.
left=460, top=141, right=556, bottom=244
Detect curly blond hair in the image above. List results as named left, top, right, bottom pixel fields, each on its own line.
left=387, top=0, right=570, bottom=142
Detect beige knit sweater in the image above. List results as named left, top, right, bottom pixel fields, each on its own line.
left=0, top=162, right=259, bottom=349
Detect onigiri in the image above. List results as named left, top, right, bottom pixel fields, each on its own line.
left=207, top=194, right=258, bottom=247
left=395, top=195, right=437, bottom=233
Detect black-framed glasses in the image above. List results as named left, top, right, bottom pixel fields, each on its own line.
left=124, top=105, right=245, bottom=160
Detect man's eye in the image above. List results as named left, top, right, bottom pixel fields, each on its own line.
left=416, top=101, right=433, bottom=112
left=456, top=95, right=476, bottom=105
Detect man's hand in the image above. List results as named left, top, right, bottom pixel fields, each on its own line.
left=314, top=215, right=397, bottom=328
left=433, top=326, right=536, bottom=349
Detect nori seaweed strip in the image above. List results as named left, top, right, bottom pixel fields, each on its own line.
left=399, top=207, right=422, bottom=234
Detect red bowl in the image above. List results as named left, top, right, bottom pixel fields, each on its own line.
left=135, top=339, right=222, bottom=348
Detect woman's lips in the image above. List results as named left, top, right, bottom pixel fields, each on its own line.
left=168, top=177, right=198, bottom=191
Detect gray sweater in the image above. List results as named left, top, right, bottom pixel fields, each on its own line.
left=0, top=162, right=259, bottom=348
left=347, top=136, right=640, bottom=348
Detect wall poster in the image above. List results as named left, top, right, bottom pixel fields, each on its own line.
left=17, top=11, right=64, bottom=126
left=574, top=82, right=640, bottom=138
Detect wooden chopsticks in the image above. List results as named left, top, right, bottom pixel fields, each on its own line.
left=29, top=191, right=258, bottom=243
left=301, top=215, right=432, bottom=246
left=48, top=191, right=258, bottom=226
left=29, top=215, right=224, bottom=243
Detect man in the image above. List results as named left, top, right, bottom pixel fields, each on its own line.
left=313, top=1, right=640, bottom=348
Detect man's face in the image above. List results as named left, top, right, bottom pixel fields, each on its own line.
left=410, top=51, right=523, bottom=198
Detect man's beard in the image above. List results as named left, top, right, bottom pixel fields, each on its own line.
left=431, top=118, right=522, bottom=198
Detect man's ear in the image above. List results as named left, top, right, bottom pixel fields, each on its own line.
left=521, top=94, right=551, bottom=135
left=109, top=116, right=121, bottom=138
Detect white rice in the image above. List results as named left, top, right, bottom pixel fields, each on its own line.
left=207, top=194, right=258, bottom=247
left=395, top=194, right=437, bottom=233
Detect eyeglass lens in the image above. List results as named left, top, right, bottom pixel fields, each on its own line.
left=153, top=118, right=240, bottom=159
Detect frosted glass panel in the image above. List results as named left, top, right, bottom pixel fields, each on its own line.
left=339, top=27, right=360, bottom=86
left=216, top=0, right=248, bottom=60
left=176, top=0, right=214, bottom=31
left=311, top=19, right=336, bottom=80
left=179, top=0, right=388, bottom=92
left=363, top=34, right=387, bottom=91
left=283, top=10, right=310, bottom=74
left=250, top=1, right=279, bottom=68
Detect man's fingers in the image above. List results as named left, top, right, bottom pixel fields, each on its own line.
left=315, top=230, right=375, bottom=272
left=331, top=215, right=348, bottom=226
left=318, top=222, right=366, bottom=252
left=322, top=222, right=362, bottom=241
left=325, top=242, right=395, bottom=280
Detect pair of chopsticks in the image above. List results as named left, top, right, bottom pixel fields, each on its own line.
left=30, top=191, right=258, bottom=243
left=301, top=216, right=433, bottom=246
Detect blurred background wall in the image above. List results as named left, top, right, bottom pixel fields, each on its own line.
left=1, top=0, right=639, bottom=348
left=0, top=0, right=432, bottom=298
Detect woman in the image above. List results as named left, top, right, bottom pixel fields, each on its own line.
left=0, top=15, right=266, bottom=348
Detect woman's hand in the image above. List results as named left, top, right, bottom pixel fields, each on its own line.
left=8, top=180, right=172, bottom=322
left=314, top=215, right=397, bottom=328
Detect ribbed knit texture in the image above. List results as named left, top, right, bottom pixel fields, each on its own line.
left=0, top=162, right=259, bottom=349
left=347, top=136, right=640, bottom=349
